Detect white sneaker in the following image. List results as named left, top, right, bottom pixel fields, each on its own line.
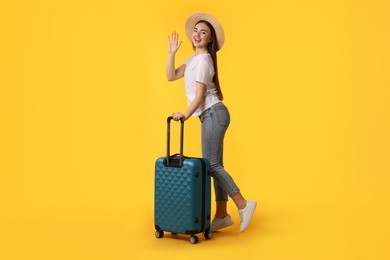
left=210, top=214, right=234, bottom=232
left=238, top=200, right=257, bottom=232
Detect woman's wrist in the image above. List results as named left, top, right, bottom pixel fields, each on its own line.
left=183, top=113, right=189, bottom=120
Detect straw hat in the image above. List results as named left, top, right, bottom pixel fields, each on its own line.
left=185, top=12, right=225, bottom=51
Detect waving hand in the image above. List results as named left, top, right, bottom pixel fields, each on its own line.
left=168, top=32, right=182, bottom=54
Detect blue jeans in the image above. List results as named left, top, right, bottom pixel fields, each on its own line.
left=199, top=102, right=240, bottom=201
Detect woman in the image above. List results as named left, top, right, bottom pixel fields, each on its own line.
left=166, top=12, right=257, bottom=233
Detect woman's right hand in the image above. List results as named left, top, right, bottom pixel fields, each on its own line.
left=168, top=32, right=182, bottom=55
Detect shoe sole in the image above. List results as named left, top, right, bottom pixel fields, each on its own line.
left=210, top=220, right=234, bottom=232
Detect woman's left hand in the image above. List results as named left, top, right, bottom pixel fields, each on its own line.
left=172, top=112, right=186, bottom=121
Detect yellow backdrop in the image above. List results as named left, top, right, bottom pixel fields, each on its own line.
left=1, top=0, right=389, bottom=259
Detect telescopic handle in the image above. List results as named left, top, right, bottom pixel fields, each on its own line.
left=166, top=116, right=184, bottom=167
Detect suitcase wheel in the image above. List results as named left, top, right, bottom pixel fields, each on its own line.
left=155, top=230, right=164, bottom=238
left=189, top=235, right=199, bottom=244
left=203, top=231, right=213, bottom=240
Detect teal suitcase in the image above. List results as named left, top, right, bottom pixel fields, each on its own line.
left=154, top=117, right=213, bottom=244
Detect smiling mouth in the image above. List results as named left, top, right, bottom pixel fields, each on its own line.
left=194, top=38, right=201, bottom=43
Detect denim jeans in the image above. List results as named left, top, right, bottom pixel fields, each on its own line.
left=199, top=102, right=240, bottom=201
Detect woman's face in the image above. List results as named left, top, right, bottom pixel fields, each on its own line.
left=192, top=22, right=212, bottom=49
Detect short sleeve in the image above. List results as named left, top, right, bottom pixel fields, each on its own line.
left=184, top=55, right=195, bottom=66
left=195, top=60, right=213, bottom=84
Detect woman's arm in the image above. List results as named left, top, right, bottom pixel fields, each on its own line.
left=166, top=60, right=185, bottom=81
left=172, top=82, right=206, bottom=121
left=166, top=32, right=185, bottom=81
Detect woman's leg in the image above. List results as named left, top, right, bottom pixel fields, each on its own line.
left=201, top=104, right=238, bottom=200
left=201, top=103, right=257, bottom=232
left=214, top=143, right=229, bottom=218
left=201, top=104, right=241, bottom=201
left=215, top=201, right=228, bottom=218
left=214, top=144, right=247, bottom=214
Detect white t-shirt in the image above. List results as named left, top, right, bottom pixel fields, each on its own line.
left=184, top=53, right=221, bottom=116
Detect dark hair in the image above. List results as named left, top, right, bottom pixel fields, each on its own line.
left=195, top=20, right=223, bottom=101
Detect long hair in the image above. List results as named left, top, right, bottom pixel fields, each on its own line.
left=195, top=20, right=223, bottom=101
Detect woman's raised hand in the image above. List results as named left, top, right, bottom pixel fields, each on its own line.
left=168, top=32, right=182, bottom=55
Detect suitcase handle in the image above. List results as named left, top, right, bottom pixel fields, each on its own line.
left=166, top=116, right=184, bottom=167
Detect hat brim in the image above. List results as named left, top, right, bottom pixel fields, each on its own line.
left=185, top=12, right=225, bottom=51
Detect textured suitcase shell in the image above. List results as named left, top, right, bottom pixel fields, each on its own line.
left=154, top=117, right=213, bottom=243
left=154, top=156, right=211, bottom=241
